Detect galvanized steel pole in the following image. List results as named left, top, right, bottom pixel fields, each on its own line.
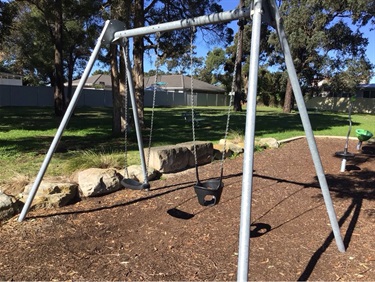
left=236, top=1, right=263, bottom=280
left=272, top=1, right=345, bottom=252
left=18, top=21, right=112, bottom=222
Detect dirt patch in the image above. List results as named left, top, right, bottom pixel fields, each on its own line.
left=0, top=137, right=374, bottom=281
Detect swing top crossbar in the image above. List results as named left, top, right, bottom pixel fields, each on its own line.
left=112, top=7, right=252, bottom=42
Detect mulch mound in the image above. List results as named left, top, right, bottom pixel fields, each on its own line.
left=0, top=137, right=374, bottom=281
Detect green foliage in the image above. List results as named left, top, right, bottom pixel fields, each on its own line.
left=1, top=1, right=105, bottom=86
left=198, top=47, right=227, bottom=85
left=63, top=150, right=125, bottom=172
left=0, top=1, right=17, bottom=44
left=267, top=0, right=374, bottom=99
left=1, top=106, right=374, bottom=186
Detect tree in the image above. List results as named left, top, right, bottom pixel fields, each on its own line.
left=0, top=1, right=17, bottom=44
left=1, top=0, right=105, bottom=115
left=267, top=0, right=375, bottom=113
left=63, top=0, right=104, bottom=103
left=198, top=47, right=226, bottom=85
left=20, top=0, right=66, bottom=115
left=105, top=0, right=131, bottom=136
left=129, top=0, right=232, bottom=127
left=1, top=3, right=55, bottom=84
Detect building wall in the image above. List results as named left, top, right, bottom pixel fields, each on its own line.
left=357, top=88, right=375, bottom=98
left=305, top=97, right=375, bottom=114
left=0, top=73, right=23, bottom=86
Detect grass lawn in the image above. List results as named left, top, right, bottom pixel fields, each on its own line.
left=0, top=106, right=374, bottom=184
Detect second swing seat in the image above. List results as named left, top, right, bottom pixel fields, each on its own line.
left=121, top=178, right=150, bottom=190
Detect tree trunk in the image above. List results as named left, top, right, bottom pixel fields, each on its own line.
left=233, top=0, right=244, bottom=112
left=110, top=44, right=123, bottom=136
left=282, top=78, right=293, bottom=113
left=66, top=48, right=75, bottom=105
left=110, top=0, right=129, bottom=135
left=133, top=0, right=145, bottom=128
left=53, top=0, right=65, bottom=116
left=233, top=26, right=244, bottom=112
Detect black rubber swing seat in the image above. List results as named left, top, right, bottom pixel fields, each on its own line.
left=334, top=151, right=355, bottom=158
left=121, top=178, right=150, bottom=190
left=194, top=179, right=223, bottom=206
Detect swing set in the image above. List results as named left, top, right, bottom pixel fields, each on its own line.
left=18, top=0, right=347, bottom=280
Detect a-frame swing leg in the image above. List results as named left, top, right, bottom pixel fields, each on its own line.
left=271, top=0, right=345, bottom=252
left=121, top=41, right=150, bottom=189
left=17, top=20, right=113, bottom=222
left=237, top=0, right=345, bottom=280
left=17, top=20, right=151, bottom=221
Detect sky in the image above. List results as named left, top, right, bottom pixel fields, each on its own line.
left=145, top=0, right=375, bottom=83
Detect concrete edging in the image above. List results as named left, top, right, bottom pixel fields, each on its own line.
left=278, top=135, right=360, bottom=145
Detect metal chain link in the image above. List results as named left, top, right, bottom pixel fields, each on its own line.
left=122, top=42, right=130, bottom=178
left=219, top=25, right=243, bottom=176
left=189, top=27, right=199, bottom=179
left=146, top=32, right=161, bottom=172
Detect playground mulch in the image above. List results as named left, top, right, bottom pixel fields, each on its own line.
left=0, top=137, right=374, bottom=281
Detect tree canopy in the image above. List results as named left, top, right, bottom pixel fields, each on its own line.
left=267, top=0, right=375, bottom=112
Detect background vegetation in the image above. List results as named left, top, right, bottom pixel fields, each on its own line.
left=1, top=0, right=374, bottom=127
left=1, top=106, right=374, bottom=185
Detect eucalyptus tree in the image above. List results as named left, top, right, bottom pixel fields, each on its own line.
left=2, top=0, right=104, bottom=115
left=101, top=0, right=131, bottom=135
left=0, top=1, right=17, bottom=45
left=1, top=2, right=55, bottom=84
left=268, top=0, right=375, bottom=113
left=129, top=0, right=232, bottom=127
left=63, top=0, right=105, bottom=103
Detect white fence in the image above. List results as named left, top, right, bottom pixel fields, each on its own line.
left=0, top=85, right=228, bottom=107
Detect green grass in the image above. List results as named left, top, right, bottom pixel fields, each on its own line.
left=1, top=106, right=374, bottom=185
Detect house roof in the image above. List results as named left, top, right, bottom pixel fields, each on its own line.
left=70, top=74, right=112, bottom=88
left=69, top=74, right=225, bottom=93
left=144, top=74, right=225, bottom=94
left=358, top=83, right=375, bottom=89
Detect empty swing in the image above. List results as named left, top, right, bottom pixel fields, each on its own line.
left=190, top=28, right=239, bottom=206
left=120, top=37, right=160, bottom=190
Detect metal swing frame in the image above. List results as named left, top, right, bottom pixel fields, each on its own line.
left=18, top=1, right=345, bottom=280
left=120, top=36, right=159, bottom=191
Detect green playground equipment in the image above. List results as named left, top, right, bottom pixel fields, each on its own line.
left=356, top=129, right=373, bottom=150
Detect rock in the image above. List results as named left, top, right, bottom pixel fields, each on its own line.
left=213, top=140, right=245, bottom=160
left=122, top=165, right=161, bottom=182
left=0, top=192, right=16, bottom=221
left=146, top=145, right=191, bottom=173
left=218, top=139, right=244, bottom=153
left=177, top=141, right=213, bottom=167
left=78, top=168, right=123, bottom=197
left=21, top=181, right=78, bottom=209
left=147, top=142, right=213, bottom=173
left=256, top=137, right=279, bottom=149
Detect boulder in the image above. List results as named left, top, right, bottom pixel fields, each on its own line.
left=146, top=145, right=191, bottom=173
left=122, top=165, right=161, bottom=182
left=0, top=192, right=16, bottom=221
left=256, top=137, right=279, bottom=149
left=21, top=181, right=78, bottom=209
left=147, top=142, right=213, bottom=173
left=214, top=139, right=244, bottom=159
left=78, top=168, right=123, bottom=197
left=177, top=141, right=213, bottom=167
